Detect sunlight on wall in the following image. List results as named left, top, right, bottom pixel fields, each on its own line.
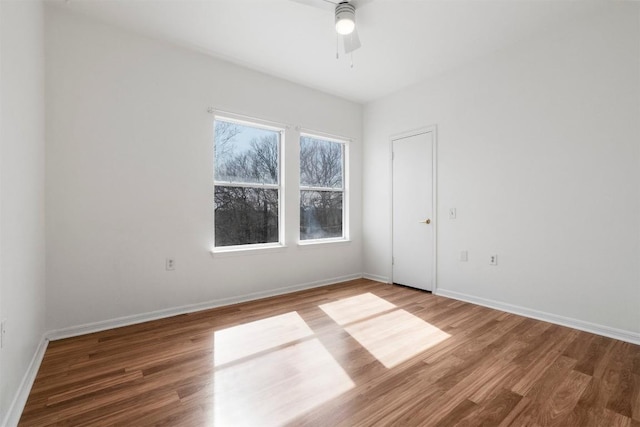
left=318, top=292, right=396, bottom=325
left=213, top=313, right=354, bottom=426
left=214, top=311, right=314, bottom=366
left=320, top=293, right=450, bottom=368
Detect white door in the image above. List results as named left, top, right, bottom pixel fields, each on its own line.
left=392, top=131, right=434, bottom=291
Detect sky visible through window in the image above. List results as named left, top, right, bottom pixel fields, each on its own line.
left=215, top=119, right=279, bottom=178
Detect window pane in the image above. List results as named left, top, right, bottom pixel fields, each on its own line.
left=300, top=136, right=343, bottom=188
left=215, top=120, right=279, bottom=185
left=300, top=191, right=343, bottom=240
left=215, top=187, right=279, bottom=247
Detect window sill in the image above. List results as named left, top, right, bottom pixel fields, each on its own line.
left=211, top=243, right=287, bottom=258
left=297, top=238, right=351, bottom=249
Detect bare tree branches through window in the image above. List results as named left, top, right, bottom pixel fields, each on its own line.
left=214, top=119, right=281, bottom=247
left=300, top=136, right=346, bottom=241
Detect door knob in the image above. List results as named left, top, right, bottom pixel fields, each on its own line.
left=419, top=219, right=431, bottom=224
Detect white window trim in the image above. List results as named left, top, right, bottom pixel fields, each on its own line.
left=210, top=243, right=288, bottom=257
left=297, top=238, right=350, bottom=248
left=212, top=114, right=286, bottom=252
left=298, top=132, right=349, bottom=244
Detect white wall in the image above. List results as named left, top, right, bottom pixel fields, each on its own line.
left=0, top=0, right=46, bottom=423
left=363, top=4, right=640, bottom=337
left=45, top=6, right=362, bottom=332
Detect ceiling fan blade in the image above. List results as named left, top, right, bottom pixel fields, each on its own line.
left=343, top=27, right=361, bottom=53
left=289, top=0, right=338, bottom=12
left=351, top=0, right=374, bottom=8
left=290, top=0, right=374, bottom=12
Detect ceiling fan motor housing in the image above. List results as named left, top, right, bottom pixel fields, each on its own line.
left=335, top=2, right=356, bottom=35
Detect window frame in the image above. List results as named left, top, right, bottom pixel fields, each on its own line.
left=212, top=114, right=285, bottom=253
left=298, top=132, right=349, bottom=244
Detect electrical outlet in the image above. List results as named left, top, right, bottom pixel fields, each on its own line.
left=166, top=258, right=175, bottom=271
left=1, top=319, right=6, bottom=349
left=489, top=254, right=498, bottom=266
left=449, top=208, right=457, bottom=219
left=460, top=251, right=468, bottom=262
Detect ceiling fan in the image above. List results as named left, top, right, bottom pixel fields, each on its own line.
left=292, top=0, right=372, bottom=57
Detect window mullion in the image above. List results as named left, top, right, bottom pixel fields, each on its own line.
left=299, top=186, right=343, bottom=192
left=215, top=181, right=280, bottom=190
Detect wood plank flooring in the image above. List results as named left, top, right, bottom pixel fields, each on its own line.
left=20, top=279, right=640, bottom=426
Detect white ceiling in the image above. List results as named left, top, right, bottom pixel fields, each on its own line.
left=51, top=0, right=609, bottom=103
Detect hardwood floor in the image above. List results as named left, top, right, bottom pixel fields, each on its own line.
left=20, top=279, right=640, bottom=426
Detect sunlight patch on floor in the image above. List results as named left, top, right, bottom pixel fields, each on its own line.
left=214, top=311, right=314, bottom=366
left=344, top=309, right=450, bottom=368
left=211, top=294, right=449, bottom=425
left=213, top=338, right=354, bottom=426
left=319, top=292, right=396, bottom=325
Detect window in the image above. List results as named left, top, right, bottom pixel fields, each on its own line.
left=299, top=135, right=346, bottom=241
left=214, top=118, right=282, bottom=248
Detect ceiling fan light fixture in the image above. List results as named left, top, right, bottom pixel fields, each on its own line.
left=335, top=3, right=356, bottom=35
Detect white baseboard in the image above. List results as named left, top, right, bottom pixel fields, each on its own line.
left=2, top=336, right=49, bottom=427
left=362, top=273, right=390, bottom=284
left=46, top=273, right=363, bottom=341
left=436, top=288, right=640, bottom=345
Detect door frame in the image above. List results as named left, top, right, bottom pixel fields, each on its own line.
left=389, top=125, right=438, bottom=292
